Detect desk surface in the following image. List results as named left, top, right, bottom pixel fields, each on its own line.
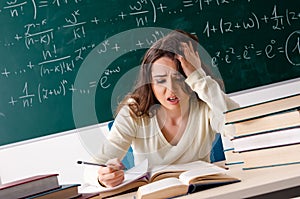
left=109, top=163, right=300, bottom=199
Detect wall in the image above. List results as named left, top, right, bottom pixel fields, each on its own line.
left=0, top=77, right=299, bottom=185
left=0, top=123, right=109, bottom=185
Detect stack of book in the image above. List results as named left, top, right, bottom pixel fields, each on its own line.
left=0, top=174, right=99, bottom=199
left=221, top=135, right=244, bottom=166
left=224, top=93, right=300, bottom=170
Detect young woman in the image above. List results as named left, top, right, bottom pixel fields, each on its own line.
left=84, top=30, right=239, bottom=188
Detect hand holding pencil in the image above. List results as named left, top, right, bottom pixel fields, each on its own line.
left=96, top=158, right=125, bottom=188
left=77, top=158, right=126, bottom=188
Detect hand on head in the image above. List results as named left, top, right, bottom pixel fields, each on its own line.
left=176, top=41, right=202, bottom=77
left=97, top=158, right=125, bottom=188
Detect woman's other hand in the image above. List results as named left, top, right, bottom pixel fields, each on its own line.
left=177, top=41, right=202, bottom=77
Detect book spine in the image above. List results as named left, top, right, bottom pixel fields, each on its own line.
left=224, top=93, right=300, bottom=114
left=225, top=107, right=300, bottom=125
left=233, top=125, right=300, bottom=139
left=242, top=161, right=300, bottom=170
left=237, top=142, right=300, bottom=153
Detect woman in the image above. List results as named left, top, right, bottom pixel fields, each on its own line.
left=85, top=30, right=239, bottom=188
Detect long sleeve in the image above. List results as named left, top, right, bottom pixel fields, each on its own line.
left=185, top=69, right=239, bottom=138
left=95, top=106, right=136, bottom=164
left=82, top=106, right=136, bottom=186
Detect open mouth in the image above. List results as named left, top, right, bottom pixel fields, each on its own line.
left=167, top=96, right=179, bottom=103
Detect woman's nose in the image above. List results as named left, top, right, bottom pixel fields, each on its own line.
left=165, top=77, right=177, bottom=91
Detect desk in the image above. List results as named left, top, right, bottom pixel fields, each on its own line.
left=109, top=163, right=300, bottom=199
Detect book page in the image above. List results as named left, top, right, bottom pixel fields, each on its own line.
left=179, top=164, right=226, bottom=185
left=149, top=160, right=216, bottom=181
left=80, top=159, right=149, bottom=193
left=138, top=177, right=184, bottom=195
left=136, top=177, right=189, bottom=199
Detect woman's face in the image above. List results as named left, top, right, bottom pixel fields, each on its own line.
left=151, top=57, right=190, bottom=112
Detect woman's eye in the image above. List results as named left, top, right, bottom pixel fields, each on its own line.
left=156, top=79, right=166, bottom=84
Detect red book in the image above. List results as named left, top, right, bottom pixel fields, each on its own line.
left=0, top=174, right=60, bottom=199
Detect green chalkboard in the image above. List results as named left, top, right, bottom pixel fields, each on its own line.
left=0, top=0, right=299, bottom=146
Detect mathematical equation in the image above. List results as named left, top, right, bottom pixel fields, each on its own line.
left=182, top=0, right=252, bottom=11
left=0, top=42, right=95, bottom=79
left=203, top=5, right=300, bottom=38
left=1, top=0, right=83, bottom=19
left=7, top=64, right=122, bottom=108
left=212, top=31, right=300, bottom=67
left=117, top=0, right=252, bottom=27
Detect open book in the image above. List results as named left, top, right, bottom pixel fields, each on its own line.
left=136, top=162, right=240, bottom=199
left=80, top=159, right=240, bottom=198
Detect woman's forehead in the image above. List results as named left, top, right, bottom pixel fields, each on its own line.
left=151, top=57, right=177, bottom=74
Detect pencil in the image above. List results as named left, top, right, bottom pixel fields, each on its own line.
left=77, top=160, right=107, bottom=167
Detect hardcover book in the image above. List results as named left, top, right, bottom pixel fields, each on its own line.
left=0, top=174, right=59, bottom=199
left=232, top=127, right=300, bottom=152
left=224, top=93, right=300, bottom=124
left=241, top=143, right=300, bottom=170
left=26, top=184, right=80, bottom=199
left=231, top=109, right=300, bottom=138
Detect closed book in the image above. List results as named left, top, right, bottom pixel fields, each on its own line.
left=241, top=143, right=300, bottom=170
left=26, top=184, right=80, bottom=199
left=224, top=148, right=244, bottom=165
left=232, top=109, right=300, bottom=138
left=0, top=174, right=59, bottom=199
left=224, top=93, right=300, bottom=124
left=221, top=135, right=244, bottom=165
left=232, top=127, right=300, bottom=152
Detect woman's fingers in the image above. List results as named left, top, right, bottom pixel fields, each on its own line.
left=106, top=158, right=126, bottom=170
left=97, top=158, right=126, bottom=187
left=177, top=42, right=202, bottom=77
left=98, top=166, right=124, bottom=188
left=104, top=171, right=124, bottom=187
